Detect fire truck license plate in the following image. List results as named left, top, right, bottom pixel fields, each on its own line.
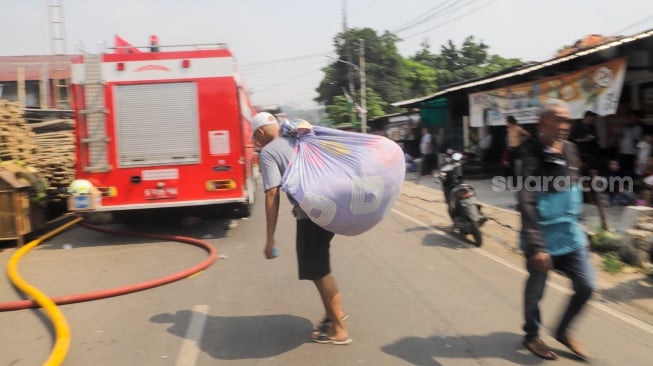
left=144, top=188, right=178, bottom=200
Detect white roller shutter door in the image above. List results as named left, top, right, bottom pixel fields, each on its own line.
left=114, top=82, right=200, bottom=167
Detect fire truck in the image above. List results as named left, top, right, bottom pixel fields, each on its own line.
left=67, top=36, right=257, bottom=218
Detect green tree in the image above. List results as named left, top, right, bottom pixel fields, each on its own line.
left=411, top=39, right=436, bottom=67
left=359, top=87, right=387, bottom=121
left=485, top=54, right=523, bottom=74
left=460, top=36, right=489, bottom=67
left=403, top=58, right=437, bottom=98
left=325, top=95, right=356, bottom=125
left=316, top=28, right=407, bottom=121
left=318, top=30, right=523, bottom=124
left=429, top=36, right=522, bottom=87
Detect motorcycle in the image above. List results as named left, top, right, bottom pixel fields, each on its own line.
left=438, top=150, right=487, bottom=246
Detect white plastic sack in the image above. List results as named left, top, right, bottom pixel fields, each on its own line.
left=281, top=123, right=405, bottom=236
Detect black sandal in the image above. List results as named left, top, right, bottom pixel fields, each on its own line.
left=314, top=314, right=350, bottom=332
left=311, top=330, right=352, bottom=345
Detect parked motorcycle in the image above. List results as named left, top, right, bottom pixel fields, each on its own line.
left=438, top=150, right=487, bottom=246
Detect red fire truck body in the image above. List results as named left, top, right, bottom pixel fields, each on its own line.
left=69, top=41, right=256, bottom=215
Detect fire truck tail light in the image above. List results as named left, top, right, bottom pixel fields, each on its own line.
left=182, top=59, right=190, bottom=68
left=116, top=62, right=125, bottom=71
left=97, top=186, right=118, bottom=197
left=206, top=180, right=236, bottom=191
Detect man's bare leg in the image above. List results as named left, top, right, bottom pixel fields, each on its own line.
left=313, top=273, right=348, bottom=340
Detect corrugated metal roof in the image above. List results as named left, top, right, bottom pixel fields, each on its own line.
left=0, top=55, right=74, bottom=82
left=392, top=28, right=653, bottom=107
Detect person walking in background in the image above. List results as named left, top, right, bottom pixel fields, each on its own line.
left=619, top=110, right=642, bottom=176
left=569, top=111, right=600, bottom=203
left=569, top=111, right=599, bottom=172
left=506, top=115, right=530, bottom=178
left=252, top=112, right=351, bottom=345
left=636, top=133, right=653, bottom=177
left=419, top=127, right=435, bottom=177
left=518, top=99, right=595, bottom=361
left=436, top=127, right=447, bottom=170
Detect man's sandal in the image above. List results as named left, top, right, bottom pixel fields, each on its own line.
left=311, top=331, right=353, bottom=345
left=556, top=335, right=592, bottom=361
left=523, top=338, right=558, bottom=360
left=314, top=314, right=350, bottom=332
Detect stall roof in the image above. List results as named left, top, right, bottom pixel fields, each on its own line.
left=392, top=28, right=653, bottom=108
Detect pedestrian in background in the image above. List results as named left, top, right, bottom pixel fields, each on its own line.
left=569, top=110, right=600, bottom=203
left=252, top=112, right=351, bottom=345
left=419, top=127, right=435, bottom=177
left=636, top=133, right=653, bottom=177
left=506, top=115, right=530, bottom=178
left=569, top=110, right=599, bottom=172
left=518, top=99, right=595, bottom=361
left=436, top=127, right=447, bottom=170
left=618, top=110, right=642, bottom=176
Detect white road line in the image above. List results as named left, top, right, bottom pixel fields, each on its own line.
left=176, top=305, right=210, bottom=366
left=391, top=208, right=653, bottom=335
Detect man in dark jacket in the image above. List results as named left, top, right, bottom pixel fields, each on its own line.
left=518, top=99, right=595, bottom=361
left=569, top=110, right=599, bottom=172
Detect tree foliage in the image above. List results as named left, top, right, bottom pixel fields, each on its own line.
left=325, top=95, right=356, bottom=125
left=316, top=30, right=523, bottom=123
left=403, top=58, right=437, bottom=97
left=425, top=36, right=522, bottom=87
left=315, top=28, right=406, bottom=113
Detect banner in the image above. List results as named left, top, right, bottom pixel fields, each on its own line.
left=468, top=58, right=627, bottom=127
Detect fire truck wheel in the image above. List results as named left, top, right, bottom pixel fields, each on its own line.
left=84, top=212, right=115, bottom=225
left=234, top=203, right=252, bottom=218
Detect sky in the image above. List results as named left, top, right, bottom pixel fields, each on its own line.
left=2, top=0, right=653, bottom=110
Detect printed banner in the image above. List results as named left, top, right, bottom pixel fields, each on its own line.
left=468, top=58, right=627, bottom=127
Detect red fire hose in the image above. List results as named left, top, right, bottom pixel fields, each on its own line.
left=0, top=220, right=218, bottom=312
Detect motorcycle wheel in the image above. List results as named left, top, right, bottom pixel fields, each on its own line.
left=470, top=222, right=483, bottom=247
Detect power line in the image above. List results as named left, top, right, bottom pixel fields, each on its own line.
left=395, top=0, right=484, bottom=35
left=392, top=0, right=460, bottom=33
left=401, top=0, right=497, bottom=40
left=241, top=54, right=328, bottom=72
left=391, top=0, right=460, bottom=33
left=242, top=57, right=329, bottom=78
left=239, top=51, right=334, bottom=68
left=613, top=13, right=653, bottom=35
left=351, top=0, right=384, bottom=15
left=251, top=64, right=328, bottom=94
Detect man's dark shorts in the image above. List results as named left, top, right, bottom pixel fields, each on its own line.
left=296, top=218, right=334, bottom=280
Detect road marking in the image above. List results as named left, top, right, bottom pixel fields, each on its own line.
left=391, top=208, right=653, bottom=335
left=176, top=304, right=209, bottom=366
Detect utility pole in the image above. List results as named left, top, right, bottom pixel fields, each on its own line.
left=359, top=38, right=366, bottom=133
left=326, top=53, right=366, bottom=133
left=342, top=0, right=356, bottom=124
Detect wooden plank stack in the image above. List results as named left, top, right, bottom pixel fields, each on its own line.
left=0, top=100, right=39, bottom=163
left=0, top=99, right=76, bottom=199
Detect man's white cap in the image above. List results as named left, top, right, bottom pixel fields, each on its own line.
left=250, top=112, right=278, bottom=140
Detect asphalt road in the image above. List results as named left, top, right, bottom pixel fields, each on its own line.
left=0, top=178, right=651, bottom=365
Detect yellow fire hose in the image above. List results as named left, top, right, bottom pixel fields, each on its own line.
left=6, top=216, right=83, bottom=366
